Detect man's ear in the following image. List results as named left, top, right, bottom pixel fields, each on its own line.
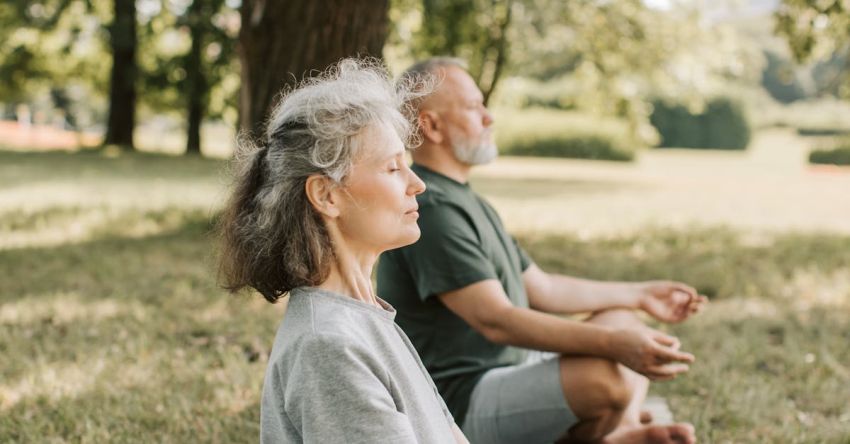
left=305, top=174, right=341, bottom=218
left=419, top=111, right=444, bottom=144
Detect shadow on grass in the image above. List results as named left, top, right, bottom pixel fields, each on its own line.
left=1, top=362, right=261, bottom=442
left=0, top=149, right=226, bottom=188
left=0, top=211, right=217, bottom=302
left=1, top=213, right=273, bottom=441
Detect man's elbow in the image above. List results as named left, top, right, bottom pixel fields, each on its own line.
left=481, top=326, right=512, bottom=345
left=475, top=313, right=515, bottom=345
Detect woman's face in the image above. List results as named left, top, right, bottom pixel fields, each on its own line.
left=335, top=122, right=426, bottom=253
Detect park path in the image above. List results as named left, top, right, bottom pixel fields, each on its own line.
left=473, top=128, right=850, bottom=236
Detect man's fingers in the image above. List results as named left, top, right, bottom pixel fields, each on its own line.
left=646, top=363, right=690, bottom=380
left=646, top=372, right=676, bottom=381
left=654, top=344, right=695, bottom=364
left=687, top=295, right=708, bottom=315
left=671, top=283, right=698, bottom=300
left=652, top=331, right=681, bottom=349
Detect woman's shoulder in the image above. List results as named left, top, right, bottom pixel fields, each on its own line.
left=269, top=325, right=383, bottom=382
left=272, top=291, right=388, bottom=359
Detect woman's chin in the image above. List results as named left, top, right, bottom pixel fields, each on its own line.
left=384, top=228, right=421, bottom=251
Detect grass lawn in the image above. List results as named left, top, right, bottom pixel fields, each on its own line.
left=1, top=133, right=849, bottom=442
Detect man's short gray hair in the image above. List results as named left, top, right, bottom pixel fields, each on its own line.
left=401, top=57, right=468, bottom=81
left=218, top=58, right=429, bottom=303
left=397, top=57, right=467, bottom=118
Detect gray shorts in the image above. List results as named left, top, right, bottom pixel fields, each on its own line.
left=461, top=352, right=578, bottom=444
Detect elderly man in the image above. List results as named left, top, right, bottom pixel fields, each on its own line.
left=377, top=58, right=705, bottom=444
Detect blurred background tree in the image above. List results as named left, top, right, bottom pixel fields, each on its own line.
left=139, top=0, right=238, bottom=155
left=776, top=0, right=850, bottom=98
left=409, top=0, right=513, bottom=104
left=237, top=0, right=390, bottom=136
left=1, top=0, right=849, bottom=158
left=104, top=0, right=138, bottom=148
left=0, top=0, right=111, bottom=130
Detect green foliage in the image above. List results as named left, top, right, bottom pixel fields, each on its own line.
left=776, top=0, right=850, bottom=98
left=402, top=0, right=512, bottom=103
left=797, top=128, right=850, bottom=136
left=650, top=97, right=751, bottom=150
left=505, top=1, right=764, bottom=145
left=500, top=135, right=634, bottom=161
left=809, top=141, right=850, bottom=166
left=761, top=50, right=808, bottom=103
left=138, top=0, right=239, bottom=120
left=0, top=0, right=111, bottom=125
left=494, top=108, right=638, bottom=161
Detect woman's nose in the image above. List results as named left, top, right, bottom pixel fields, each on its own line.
left=408, top=169, right=426, bottom=195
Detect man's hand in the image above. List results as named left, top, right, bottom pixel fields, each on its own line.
left=610, top=327, right=694, bottom=380
left=637, top=281, right=707, bottom=323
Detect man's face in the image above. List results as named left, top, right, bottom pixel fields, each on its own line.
left=429, top=67, right=497, bottom=165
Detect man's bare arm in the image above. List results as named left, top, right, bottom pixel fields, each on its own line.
left=437, top=279, right=694, bottom=380
left=523, top=264, right=707, bottom=321
left=523, top=264, right=640, bottom=314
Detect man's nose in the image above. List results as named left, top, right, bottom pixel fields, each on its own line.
left=483, top=109, right=494, bottom=127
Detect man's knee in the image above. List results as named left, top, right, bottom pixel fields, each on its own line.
left=561, top=356, right=633, bottom=422
left=589, top=360, right=631, bottom=412
left=559, top=356, right=632, bottom=440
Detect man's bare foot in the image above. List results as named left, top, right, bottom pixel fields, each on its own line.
left=639, top=410, right=653, bottom=424
left=602, top=423, right=696, bottom=444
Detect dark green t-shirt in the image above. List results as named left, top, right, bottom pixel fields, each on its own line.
left=377, top=164, right=533, bottom=426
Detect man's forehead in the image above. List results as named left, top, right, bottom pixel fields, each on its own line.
left=428, top=66, right=482, bottom=105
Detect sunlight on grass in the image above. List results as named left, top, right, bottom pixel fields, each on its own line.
left=1, top=147, right=848, bottom=442
left=0, top=292, right=147, bottom=326
left=782, top=268, right=850, bottom=309
left=0, top=206, right=216, bottom=250
left=0, top=359, right=109, bottom=410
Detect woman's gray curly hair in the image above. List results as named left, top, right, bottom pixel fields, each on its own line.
left=218, top=58, right=431, bottom=303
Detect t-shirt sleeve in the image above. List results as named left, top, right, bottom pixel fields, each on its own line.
left=281, top=334, right=417, bottom=444
left=402, top=203, right=498, bottom=300
left=513, top=236, right=534, bottom=272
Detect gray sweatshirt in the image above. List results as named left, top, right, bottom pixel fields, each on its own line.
left=260, top=287, right=456, bottom=444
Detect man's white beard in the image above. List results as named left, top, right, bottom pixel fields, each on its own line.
left=449, top=127, right=498, bottom=166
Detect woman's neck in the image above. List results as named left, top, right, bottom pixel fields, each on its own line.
left=317, top=240, right=380, bottom=306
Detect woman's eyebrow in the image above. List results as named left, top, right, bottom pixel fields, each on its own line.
left=382, top=148, right=405, bottom=160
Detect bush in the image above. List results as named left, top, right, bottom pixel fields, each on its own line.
left=494, top=108, right=638, bottom=161
left=650, top=97, right=751, bottom=150
left=809, top=139, right=850, bottom=165
left=797, top=128, right=850, bottom=136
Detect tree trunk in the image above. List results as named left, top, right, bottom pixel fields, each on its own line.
left=104, top=0, right=137, bottom=149
left=238, top=0, right=389, bottom=137
left=481, top=0, right=512, bottom=106
left=185, top=0, right=207, bottom=155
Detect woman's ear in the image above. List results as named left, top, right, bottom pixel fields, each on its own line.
left=419, top=111, right=444, bottom=144
left=305, top=175, right=341, bottom=218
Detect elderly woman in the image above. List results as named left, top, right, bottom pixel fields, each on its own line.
left=217, top=59, right=468, bottom=443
